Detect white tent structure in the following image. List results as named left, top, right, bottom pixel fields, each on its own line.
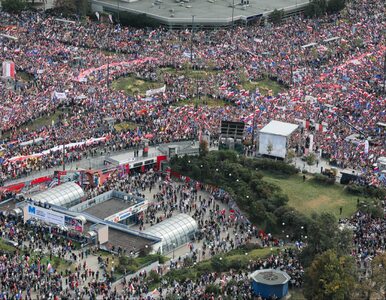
left=258, top=120, right=298, bottom=159
left=30, top=182, right=85, bottom=208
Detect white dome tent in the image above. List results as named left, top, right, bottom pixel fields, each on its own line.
left=29, top=182, right=84, bottom=208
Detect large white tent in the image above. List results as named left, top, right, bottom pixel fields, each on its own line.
left=258, top=120, right=298, bottom=159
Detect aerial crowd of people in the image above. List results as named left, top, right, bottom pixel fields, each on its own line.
left=0, top=0, right=385, bottom=299
left=0, top=0, right=384, bottom=187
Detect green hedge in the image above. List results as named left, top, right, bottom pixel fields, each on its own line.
left=312, top=173, right=335, bottom=185
left=170, top=151, right=305, bottom=231
left=251, top=158, right=300, bottom=175
left=346, top=184, right=386, bottom=199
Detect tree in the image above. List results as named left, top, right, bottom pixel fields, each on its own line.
left=1, top=0, right=26, bottom=13
left=356, top=252, right=386, bottom=300
left=304, top=0, right=327, bottom=17
left=54, top=0, right=90, bottom=16
left=304, top=250, right=356, bottom=300
left=199, top=140, right=209, bottom=157
left=305, top=152, right=316, bottom=165
left=266, top=141, right=273, bottom=155
left=327, top=0, right=346, bottom=13
left=269, top=9, right=284, bottom=25
left=286, top=149, right=296, bottom=163
left=300, top=213, right=353, bottom=267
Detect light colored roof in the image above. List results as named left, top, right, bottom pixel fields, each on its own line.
left=93, top=0, right=308, bottom=26
left=250, top=269, right=291, bottom=285
left=259, top=120, right=298, bottom=137
left=30, top=182, right=84, bottom=207
left=144, top=213, right=197, bottom=246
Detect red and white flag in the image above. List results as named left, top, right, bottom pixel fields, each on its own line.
left=2, top=61, right=15, bottom=78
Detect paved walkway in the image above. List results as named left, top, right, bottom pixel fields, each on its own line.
left=4, top=140, right=214, bottom=186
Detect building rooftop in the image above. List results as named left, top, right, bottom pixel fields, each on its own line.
left=250, top=269, right=291, bottom=285
left=83, top=197, right=133, bottom=219
left=259, top=120, right=298, bottom=137
left=92, top=0, right=308, bottom=26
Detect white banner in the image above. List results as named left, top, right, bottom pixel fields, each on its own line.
left=145, top=85, right=166, bottom=97
left=105, top=201, right=147, bottom=223
left=26, top=204, right=65, bottom=226
left=364, top=140, right=369, bottom=154
left=54, top=91, right=67, bottom=100
left=25, top=204, right=83, bottom=232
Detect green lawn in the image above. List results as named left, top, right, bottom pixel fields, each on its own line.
left=159, top=67, right=221, bottom=80
left=0, top=238, right=17, bottom=253
left=17, top=71, right=34, bottom=82
left=114, top=121, right=138, bottom=132
left=0, top=239, right=73, bottom=273
left=2, top=108, right=69, bottom=138
left=241, top=79, right=285, bottom=96
left=290, top=289, right=306, bottom=300
left=36, top=255, right=75, bottom=274
left=262, top=173, right=358, bottom=218
left=112, top=75, right=163, bottom=95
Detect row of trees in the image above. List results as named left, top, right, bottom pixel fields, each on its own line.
left=1, top=0, right=90, bottom=16
left=170, top=150, right=307, bottom=232
left=1, top=0, right=27, bottom=12
left=269, top=0, right=346, bottom=24
left=170, top=150, right=386, bottom=299
left=1, top=0, right=160, bottom=27
left=304, top=0, right=346, bottom=17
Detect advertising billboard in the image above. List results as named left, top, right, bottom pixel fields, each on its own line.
left=105, top=201, right=148, bottom=223
left=26, top=204, right=83, bottom=232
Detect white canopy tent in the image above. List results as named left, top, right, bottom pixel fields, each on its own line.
left=258, top=120, right=298, bottom=158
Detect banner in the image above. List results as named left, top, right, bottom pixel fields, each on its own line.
left=25, top=204, right=83, bottom=232
left=2, top=61, right=15, bottom=78
left=145, top=85, right=166, bottom=97
left=75, top=57, right=158, bottom=82
left=105, top=201, right=147, bottom=223
left=53, top=91, right=67, bottom=100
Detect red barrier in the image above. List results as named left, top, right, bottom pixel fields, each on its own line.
left=30, top=176, right=52, bottom=185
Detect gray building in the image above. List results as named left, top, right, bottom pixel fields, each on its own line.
left=92, top=0, right=308, bottom=28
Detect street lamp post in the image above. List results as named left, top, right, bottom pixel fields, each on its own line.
left=117, top=0, right=120, bottom=24
left=190, top=15, right=195, bottom=65
left=231, top=0, right=235, bottom=30
left=62, top=144, right=65, bottom=171
left=383, top=52, right=386, bottom=94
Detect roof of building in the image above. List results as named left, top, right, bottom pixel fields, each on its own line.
left=259, top=120, right=298, bottom=137
left=30, top=182, right=84, bottom=207
left=250, top=269, right=291, bottom=285
left=92, top=0, right=308, bottom=26
left=144, top=213, right=197, bottom=245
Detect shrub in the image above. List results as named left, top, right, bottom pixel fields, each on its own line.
left=147, top=270, right=160, bottom=284
left=252, top=158, right=299, bottom=175
left=196, top=261, right=213, bottom=274
left=305, top=153, right=316, bottom=165
left=312, top=173, right=335, bottom=185
left=1, top=0, right=26, bottom=13
left=357, top=199, right=384, bottom=218
left=346, top=184, right=386, bottom=199
left=211, top=256, right=229, bottom=272
left=269, top=9, right=285, bottom=25
left=138, top=245, right=152, bottom=257
left=227, top=256, right=248, bottom=270
left=205, top=284, right=221, bottom=295
left=241, top=243, right=261, bottom=251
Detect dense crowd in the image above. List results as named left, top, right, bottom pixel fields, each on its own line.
left=0, top=0, right=385, bottom=298
left=0, top=0, right=385, bottom=187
